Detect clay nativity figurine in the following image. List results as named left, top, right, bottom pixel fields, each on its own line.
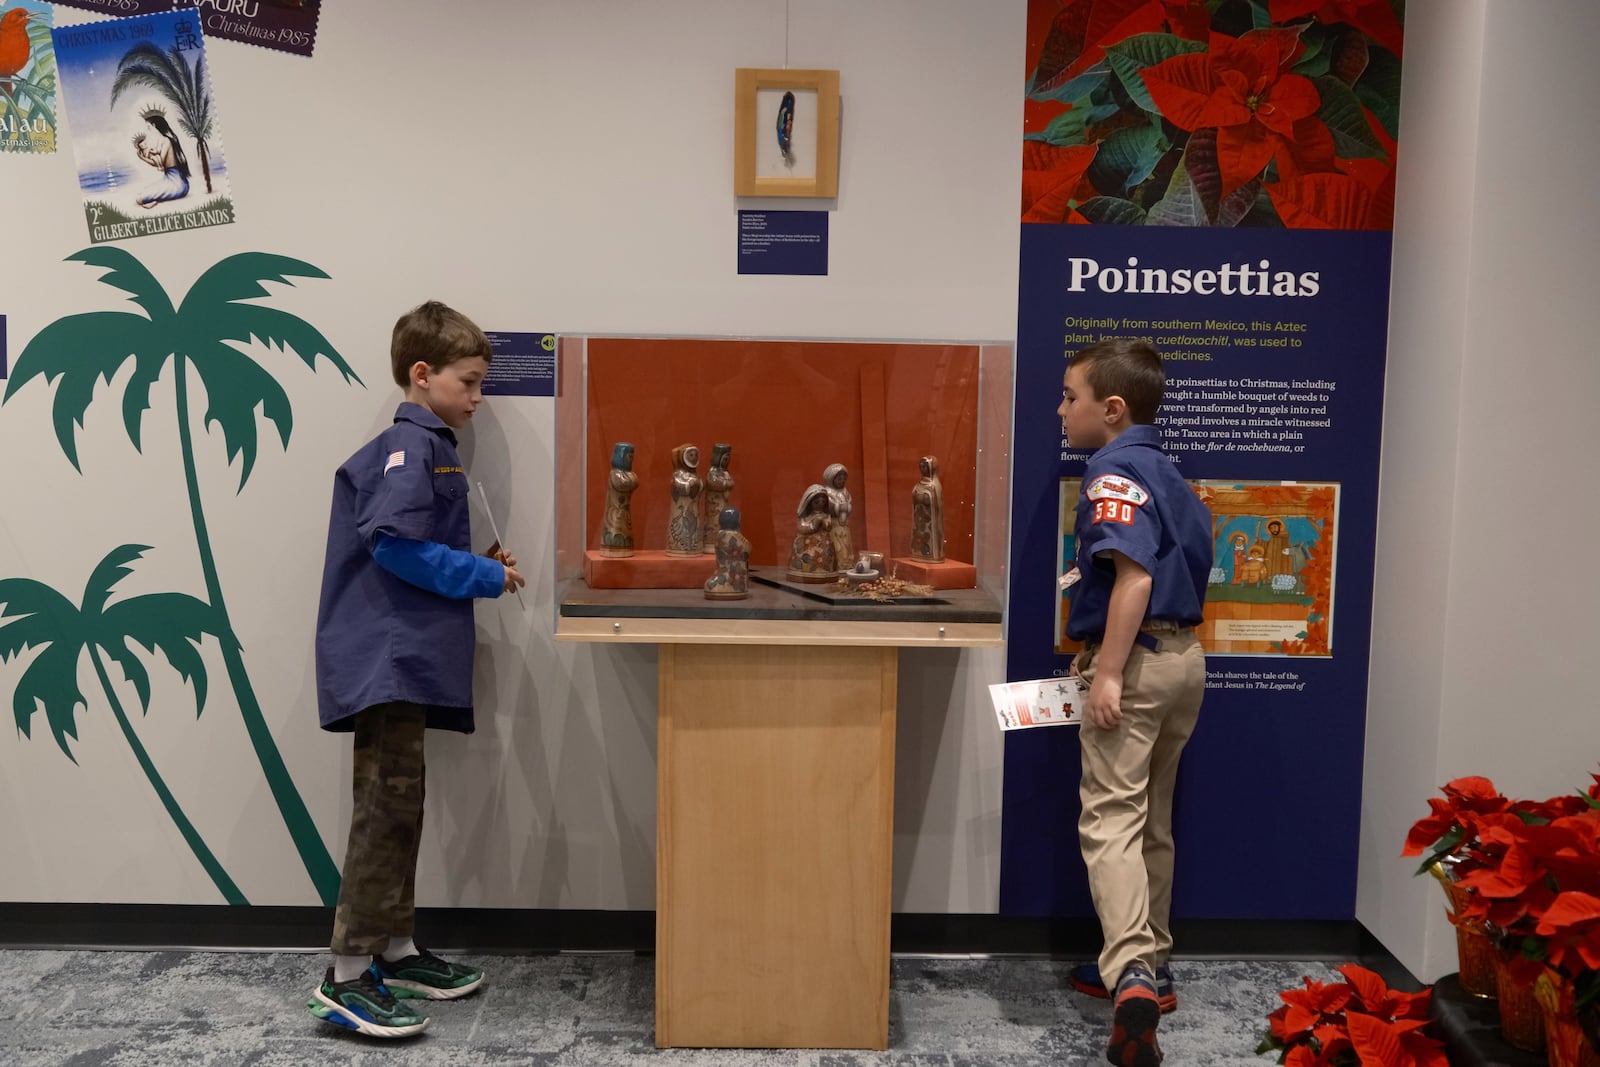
left=787, top=483, right=839, bottom=581
left=701, top=443, right=734, bottom=554
left=910, top=455, right=944, bottom=562
left=600, top=442, right=638, bottom=557
left=665, top=443, right=703, bottom=557
left=703, top=507, right=751, bottom=600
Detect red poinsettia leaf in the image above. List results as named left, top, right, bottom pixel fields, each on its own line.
left=1269, top=0, right=1324, bottom=20
left=1404, top=799, right=1457, bottom=856
left=1162, top=0, right=1209, bottom=42
left=1228, top=26, right=1305, bottom=79
left=1443, top=776, right=1502, bottom=808
left=1142, top=53, right=1234, bottom=132
left=1338, top=963, right=1391, bottom=1011
left=1275, top=171, right=1381, bottom=232
left=1399, top=1028, right=1452, bottom=1067
left=1536, top=892, right=1600, bottom=936
left=1275, top=116, right=1339, bottom=178
left=1284, top=1046, right=1321, bottom=1067
left=1576, top=928, right=1600, bottom=971
left=1214, top=123, right=1277, bottom=198
left=1022, top=142, right=1099, bottom=222
left=1342, top=0, right=1404, bottom=59
left=1255, top=72, right=1322, bottom=136
left=1347, top=1011, right=1406, bottom=1067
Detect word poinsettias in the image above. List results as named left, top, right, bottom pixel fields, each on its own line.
left=1257, top=964, right=1446, bottom=1067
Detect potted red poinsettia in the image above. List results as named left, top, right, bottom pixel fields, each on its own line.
left=1534, top=889, right=1600, bottom=1066
left=1257, top=963, right=1447, bottom=1067
left=1402, top=776, right=1515, bottom=996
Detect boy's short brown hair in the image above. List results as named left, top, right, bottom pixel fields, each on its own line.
left=1069, top=338, right=1165, bottom=424
left=390, top=301, right=493, bottom=387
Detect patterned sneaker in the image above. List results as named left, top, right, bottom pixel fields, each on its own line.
left=1070, top=961, right=1177, bottom=1013
left=372, top=948, right=485, bottom=1000
left=308, top=964, right=430, bottom=1038
left=1106, top=967, right=1163, bottom=1067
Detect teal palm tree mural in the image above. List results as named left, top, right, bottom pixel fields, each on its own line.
left=111, top=41, right=215, bottom=193
left=2, top=248, right=362, bottom=904
left=0, top=545, right=246, bottom=904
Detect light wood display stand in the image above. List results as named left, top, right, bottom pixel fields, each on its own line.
left=557, top=580, right=1002, bottom=1050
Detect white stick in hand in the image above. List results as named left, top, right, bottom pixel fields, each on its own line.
left=476, top=482, right=526, bottom=611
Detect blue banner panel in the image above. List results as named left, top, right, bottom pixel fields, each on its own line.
left=482, top=332, right=556, bottom=397
left=737, top=210, right=828, bottom=275
left=1002, top=223, right=1393, bottom=919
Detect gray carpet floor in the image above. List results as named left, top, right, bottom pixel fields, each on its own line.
left=0, top=949, right=1339, bottom=1065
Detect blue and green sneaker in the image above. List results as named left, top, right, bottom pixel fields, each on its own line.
left=308, top=964, right=430, bottom=1038
left=372, top=949, right=485, bottom=1000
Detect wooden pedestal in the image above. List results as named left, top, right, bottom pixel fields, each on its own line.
left=656, top=643, right=896, bottom=1049
left=556, top=580, right=1002, bottom=1051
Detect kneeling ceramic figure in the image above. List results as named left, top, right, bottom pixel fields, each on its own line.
left=787, top=484, right=838, bottom=581
left=704, top=508, right=751, bottom=600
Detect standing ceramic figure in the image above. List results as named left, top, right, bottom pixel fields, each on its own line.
left=911, top=455, right=945, bottom=562
left=787, top=484, right=838, bottom=581
left=704, top=507, right=752, bottom=599
left=600, top=442, right=639, bottom=557
left=823, top=463, right=854, bottom=566
left=665, top=443, right=703, bottom=556
left=701, top=443, right=735, bottom=554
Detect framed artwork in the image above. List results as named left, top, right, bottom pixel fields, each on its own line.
left=734, top=68, right=839, bottom=198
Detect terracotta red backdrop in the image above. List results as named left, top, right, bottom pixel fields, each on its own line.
left=584, top=339, right=980, bottom=568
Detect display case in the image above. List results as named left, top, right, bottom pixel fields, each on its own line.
left=550, top=335, right=1012, bottom=1051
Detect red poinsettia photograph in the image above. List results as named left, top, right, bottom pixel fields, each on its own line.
left=1022, top=0, right=1402, bottom=228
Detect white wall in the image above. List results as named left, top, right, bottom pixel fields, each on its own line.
left=0, top=0, right=1021, bottom=912
left=1361, top=0, right=1600, bottom=979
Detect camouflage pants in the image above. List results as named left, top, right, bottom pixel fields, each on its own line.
left=330, top=702, right=426, bottom=956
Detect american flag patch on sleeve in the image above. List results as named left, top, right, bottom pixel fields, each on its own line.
left=383, top=450, right=406, bottom=476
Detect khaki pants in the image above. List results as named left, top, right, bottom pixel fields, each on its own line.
left=1075, top=630, right=1204, bottom=988
left=330, top=702, right=427, bottom=956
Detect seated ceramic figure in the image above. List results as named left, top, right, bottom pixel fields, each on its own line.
left=787, top=483, right=838, bottom=582
left=600, top=442, right=638, bottom=557
left=665, top=443, right=702, bottom=557
left=704, top=507, right=752, bottom=600
left=910, top=455, right=945, bottom=562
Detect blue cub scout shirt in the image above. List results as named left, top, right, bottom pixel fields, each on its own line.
left=315, top=403, right=483, bottom=733
left=1066, top=424, right=1213, bottom=642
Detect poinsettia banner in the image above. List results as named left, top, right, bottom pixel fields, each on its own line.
left=1002, top=0, right=1403, bottom=920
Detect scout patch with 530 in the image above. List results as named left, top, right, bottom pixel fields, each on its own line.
left=1086, top=475, right=1147, bottom=526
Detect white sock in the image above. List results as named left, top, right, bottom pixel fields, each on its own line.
left=382, top=938, right=418, bottom=963
left=333, top=954, right=369, bottom=983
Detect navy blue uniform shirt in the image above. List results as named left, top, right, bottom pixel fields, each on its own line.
left=315, top=403, right=499, bottom=732
left=1066, top=424, right=1213, bottom=642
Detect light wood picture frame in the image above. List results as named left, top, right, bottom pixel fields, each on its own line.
left=735, top=68, right=840, bottom=198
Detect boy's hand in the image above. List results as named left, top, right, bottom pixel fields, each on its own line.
left=1085, top=673, right=1124, bottom=730
left=501, top=556, right=525, bottom=594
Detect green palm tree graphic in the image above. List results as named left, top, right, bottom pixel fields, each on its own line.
left=0, top=545, right=246, bottom=904
left=3, top=248, right=362, bottom=904
left=110, top=41, right=215, bottom=193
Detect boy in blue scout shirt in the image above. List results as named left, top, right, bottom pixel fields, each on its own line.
left=1055, top=339, right=1212, bottom=1067
left=307, top=301, right=526, bottom=1039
